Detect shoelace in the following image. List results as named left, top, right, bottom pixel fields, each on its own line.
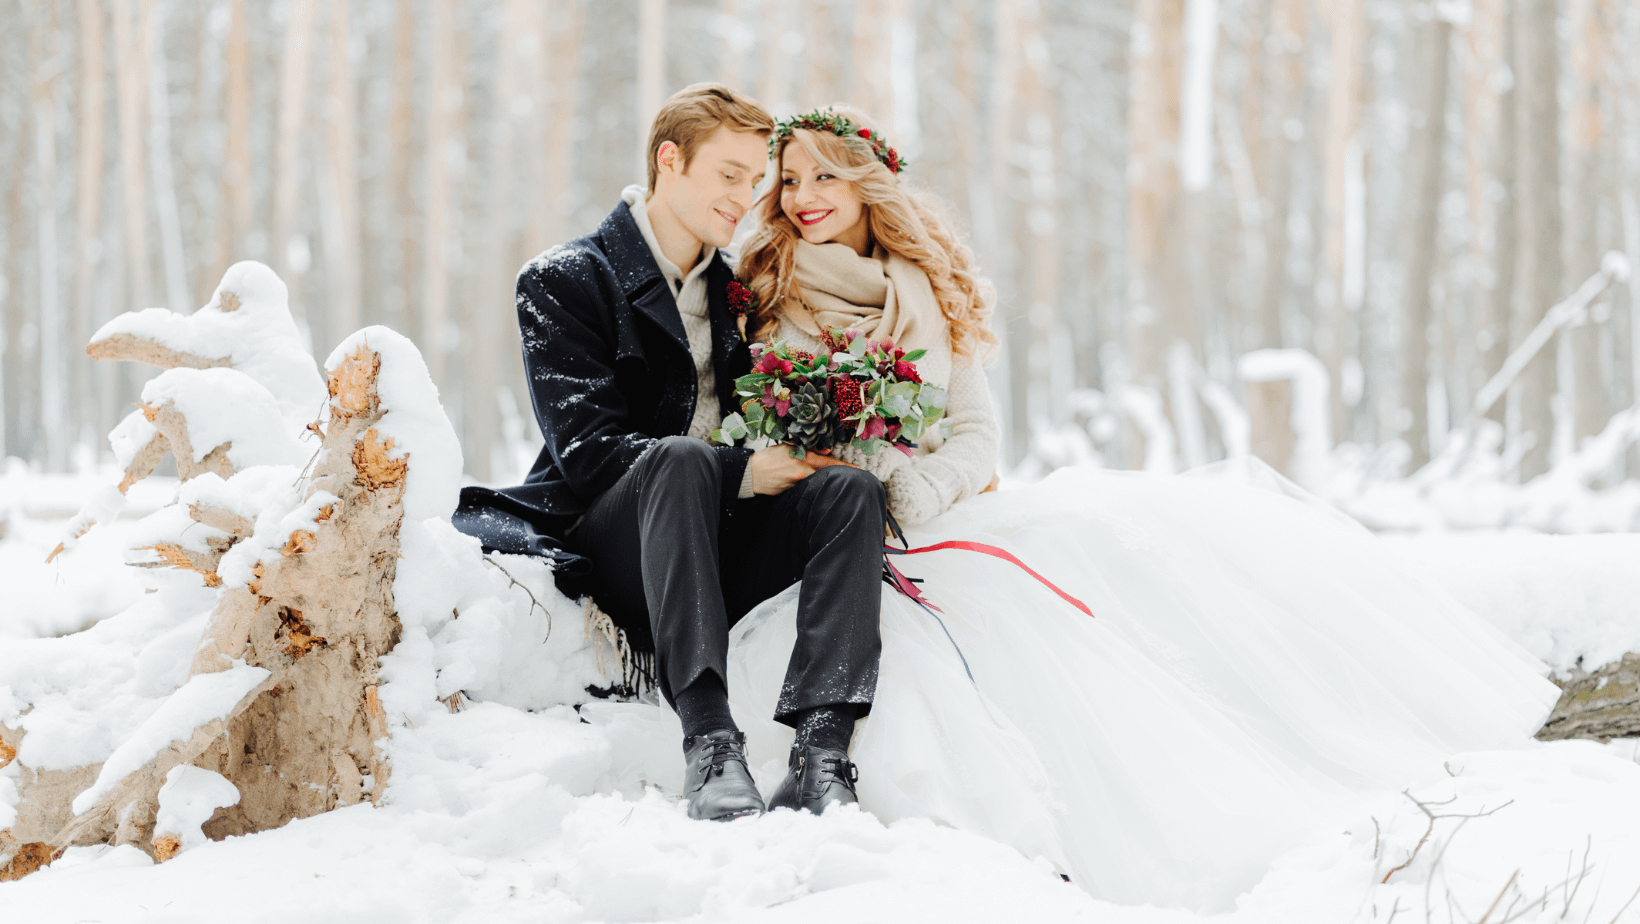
left=697, top=740, right=749, bottom=782
left=816, top=756, right=859, bottom=795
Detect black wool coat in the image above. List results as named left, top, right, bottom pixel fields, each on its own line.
left=453, top=200, right=753, bottom=589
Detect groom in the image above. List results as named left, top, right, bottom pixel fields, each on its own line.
left=456, top=84, right=884, bottom=821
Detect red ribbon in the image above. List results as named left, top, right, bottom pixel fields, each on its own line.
left=883, top=540, right=1095, bottom=618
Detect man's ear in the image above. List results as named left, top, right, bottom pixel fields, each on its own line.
left=655, top=140, right=680, bottom=181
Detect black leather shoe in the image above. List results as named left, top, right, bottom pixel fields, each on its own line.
left=766, top=744, right=859, bottom=814
left=683, top=730, right=765, bottom=821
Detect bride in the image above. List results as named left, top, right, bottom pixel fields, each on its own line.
left=722, top=106, right=1560, bottom=910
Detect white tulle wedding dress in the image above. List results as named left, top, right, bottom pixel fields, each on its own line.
left=724, top=460, right=1559, bottom=910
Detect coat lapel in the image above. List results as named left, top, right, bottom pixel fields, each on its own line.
left=706, top=255, right=750, bottom=413
left=600, top=201, right=688, bottom=354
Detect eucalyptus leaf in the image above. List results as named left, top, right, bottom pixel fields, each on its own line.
left=717, top=412, right=748, bottom=442
left=919, top=386, right=949, bottom=411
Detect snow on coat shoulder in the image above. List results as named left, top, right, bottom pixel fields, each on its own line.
left=324, top=325, right=462, bottom=522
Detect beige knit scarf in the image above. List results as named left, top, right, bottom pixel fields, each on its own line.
left=782, top=240, right=948, bottom=360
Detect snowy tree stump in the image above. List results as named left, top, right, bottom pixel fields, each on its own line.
left=50, top=343, right=405, bottom=856
left=0, top=336, right=421, bottom=878
left=1536, top=653, right=1640, bottom=743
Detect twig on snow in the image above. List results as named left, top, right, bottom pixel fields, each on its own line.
left=1382, top=791, right=1514, bottom=884
left=483, top=554, right=552, bottom=639
left=1564, top=836, right=1593, bottom=920
left=1477, top=869, right=1520, bottom=924
left=1606, top=882, right=1640, bottom=924
left=1425, top=816, right=1473, bottom=922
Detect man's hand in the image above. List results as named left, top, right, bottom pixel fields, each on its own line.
left=749, top=445, right=853, bottom=495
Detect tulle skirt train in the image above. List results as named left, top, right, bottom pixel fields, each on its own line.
left=726, top=462, right=1558, bottom=909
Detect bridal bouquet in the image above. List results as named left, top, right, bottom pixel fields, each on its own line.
left=712, top=329, right=949, bottom=458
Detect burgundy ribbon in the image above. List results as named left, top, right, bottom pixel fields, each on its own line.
left=882, top=540, right=1095, bottom=618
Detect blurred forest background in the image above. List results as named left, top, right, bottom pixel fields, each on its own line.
left=3, top=0, right=1640, bottom=528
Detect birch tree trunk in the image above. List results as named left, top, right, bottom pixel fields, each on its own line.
left=33, top=1, right=65, bottom=471
left=949, top=0, right=978, bottom=233
left=531, top=0, right=585, bottom=254
left=382, top=0, right=416, bottom=335
left=1463, top=0, right=1511, bottom=426
left=717, top=0, right=746, bottom=89
left=1567, top=0, right=1611, bottom=442
left=1017, top=0, right=1058, bottom=448
left=112, top=0, right=153, bottom=314
left=147, top=2, right=189, bottom=314
left=1398, top=14, right=1453, bottom=470
left=73, top=0, right=107, bottom=463
left=471, top=0, right=529, bottom=483
left=2, top=116, right=18, bottom=459
left=270, top=0, right=316, bottom=320
left=212, top=0, right=250, bottom=283
left=757, top=0, right=798, bottom=116
left=420, top=0, right=459, bottom=391
left=636, top=0, right=667, bottom=184
left=1126, top=0, right=1191, bottom=471
left=851, top=0, right=905, bottom=136
left=321, top=0, right=362, bottom=346
left=1322, top=0, right=1365, bottom=443
left=1255, top=0, right=1307, bottom=353
left=803, top=0, right=845, bottom=110
left=988, top=0, right=1023, bottom=462
left=1510, top=0, right=1563, bottom=480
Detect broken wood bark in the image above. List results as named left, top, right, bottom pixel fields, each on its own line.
left=1537, top=653, right=1640, bottom=742
left=0, top=723, right=98, bottom=880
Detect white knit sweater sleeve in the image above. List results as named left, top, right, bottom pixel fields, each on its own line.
left=882, top=356, right=999, bottom=526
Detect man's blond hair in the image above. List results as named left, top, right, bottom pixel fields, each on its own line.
left=646, top=83, right=775, bottom=193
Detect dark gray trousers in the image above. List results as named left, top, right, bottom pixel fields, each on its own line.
left=566, top=436, right=884, bottom=725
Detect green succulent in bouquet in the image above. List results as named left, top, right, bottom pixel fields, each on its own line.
left=784, top=381, right=843, bottom=450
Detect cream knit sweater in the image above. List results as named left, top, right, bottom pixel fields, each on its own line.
left=770, top=320, right=1000, bottom=526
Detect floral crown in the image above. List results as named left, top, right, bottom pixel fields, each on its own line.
left=771, top=109, right=907, bottom=175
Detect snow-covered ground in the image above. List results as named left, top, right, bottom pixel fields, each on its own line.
left=5, top=467, right=1640, bottom=923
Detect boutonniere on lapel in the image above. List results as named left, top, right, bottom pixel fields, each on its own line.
left=726, top=280, right=757, bottom=340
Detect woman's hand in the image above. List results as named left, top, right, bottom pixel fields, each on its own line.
left=749, top=445, right=853, bottom=495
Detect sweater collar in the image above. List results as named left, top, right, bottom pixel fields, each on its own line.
left=621, top=185, right=715, bottom=296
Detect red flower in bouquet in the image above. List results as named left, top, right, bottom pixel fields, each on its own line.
left=760, top=389, right=792, bottom=416
left=893, top=360, right=922, bottom=383
left=754, top=353, right=793, bottom=376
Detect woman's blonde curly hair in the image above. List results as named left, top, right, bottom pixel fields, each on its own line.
left=738, top=107, right=998, bottom=360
